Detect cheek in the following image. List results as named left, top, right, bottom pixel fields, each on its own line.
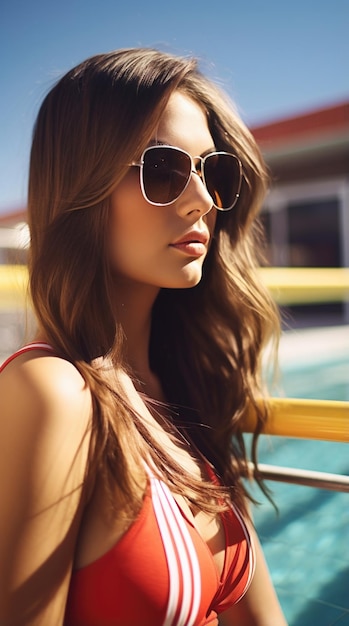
left=109, top=173, right=146, bottom=237
left=108, top=181, right=141, bottom=264
left=108, top=177, right=161, bottom=274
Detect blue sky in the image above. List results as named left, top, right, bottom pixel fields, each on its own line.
left=1, top=0, right=348, bottom=214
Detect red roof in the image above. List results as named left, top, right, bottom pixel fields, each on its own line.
left=0, top=207, right=27, bottom=226
left=251, top=100, right=349, bottom=148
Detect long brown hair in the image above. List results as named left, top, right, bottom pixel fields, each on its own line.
left=28, top=48, right=280, bottom=517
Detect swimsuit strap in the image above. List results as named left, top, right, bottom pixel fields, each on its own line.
left=0, top=342, right=54, bottom=373
left=146, top=468, right=202, bottom=626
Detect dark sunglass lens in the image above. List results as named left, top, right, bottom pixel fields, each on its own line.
left=143, top=148, right=191, bottom=204
left=204, top=153, right=241, bottom=210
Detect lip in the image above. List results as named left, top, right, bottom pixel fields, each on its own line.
left=170, top=229, right=210, bottom=247
left=169, top=229, right=210, bottom=257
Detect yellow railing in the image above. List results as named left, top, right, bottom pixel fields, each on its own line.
left=0, top=265, right=29, bottom=309
left=244, top=398, right=349, bottom=443
left=0, top=265, right=349, bottom=308
left=2, top=265, right=349, bottom=308
left=1, top=264, right=348, bottom=447
left=259, top=266, right=349, bottom=304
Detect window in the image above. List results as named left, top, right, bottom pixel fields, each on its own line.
left=288, top=198, right=341, bottom=267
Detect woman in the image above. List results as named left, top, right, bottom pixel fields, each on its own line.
left=0, top=48, right=287, bottom=625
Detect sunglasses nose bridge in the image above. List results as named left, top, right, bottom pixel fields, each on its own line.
left=191, top=156, right=204, bottom=184
left=191, top=158, right=211, bottom=202
left=185, top=168, right=214, bottom=215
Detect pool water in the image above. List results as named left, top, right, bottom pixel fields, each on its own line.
left=249, top=326, right=349, bottom=625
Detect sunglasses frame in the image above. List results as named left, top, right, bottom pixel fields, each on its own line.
left=130, top=144, right=243, bottom=211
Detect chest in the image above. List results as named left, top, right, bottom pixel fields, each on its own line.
left=74, top=458, right=226, bottom=580
left=74, top=406, right=227, bottom=576
left=74, top=370, right=227, bottom=576
left=66, top=468, right=254, bottom=626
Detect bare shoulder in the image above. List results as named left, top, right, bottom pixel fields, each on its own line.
left=0, top=351, right=93, bottom=624
left=1, top=347, right=90, bottom=395
left=0, top=350, right=93, bottom=490
left=0, top=349, right=92, bottom=428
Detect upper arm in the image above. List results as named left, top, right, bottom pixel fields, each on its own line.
left=0, top=354, right=92, bottom=625
left=219, top=524, right=288, bottom=626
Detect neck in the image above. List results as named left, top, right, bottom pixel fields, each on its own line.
left=112, top=279, right=160, bottom=383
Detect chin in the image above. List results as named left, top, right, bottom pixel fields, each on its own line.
left=167, top=268, right=203, bottom=289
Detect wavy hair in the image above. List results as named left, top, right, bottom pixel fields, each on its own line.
left=28, top=48, right=280, bottom=518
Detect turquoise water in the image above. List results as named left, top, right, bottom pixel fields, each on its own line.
left=249, top=328, right=349, bottom=625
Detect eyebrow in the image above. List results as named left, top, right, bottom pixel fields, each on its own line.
left=148, top=140, right=217, bottom=158
left=148, top=139, right=166, bottom=146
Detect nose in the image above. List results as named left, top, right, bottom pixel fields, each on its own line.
left=176, top=170, right=213, bottom=218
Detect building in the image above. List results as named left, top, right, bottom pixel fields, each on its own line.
left=251, top=100, right=349, bottom=269
left=251, top=100, right=349, bottom=325
left=0, top=208, right=28, bottom=264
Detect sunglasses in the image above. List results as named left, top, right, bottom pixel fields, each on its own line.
left=130, top=145, right=242, bottom=210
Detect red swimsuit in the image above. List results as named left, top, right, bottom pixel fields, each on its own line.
left=65, top=474, right=254, bottom=626
left=1, top=345, right=255, bottom=626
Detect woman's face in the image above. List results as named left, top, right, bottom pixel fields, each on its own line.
left=109, top=91, right=217, bottom=291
